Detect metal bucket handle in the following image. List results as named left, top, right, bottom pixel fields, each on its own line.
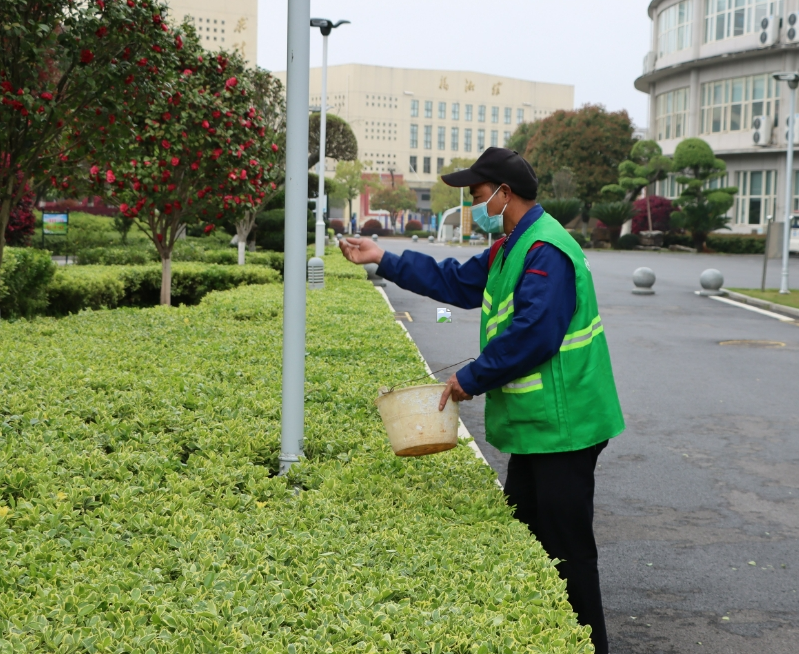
left=381, top=358, right=475, bottom=395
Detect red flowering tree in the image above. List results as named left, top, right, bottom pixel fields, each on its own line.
left=0, top=0, right=181, bottom=265
left=89, top=29, right=279, bottom=303
left=632, top=196, right=674, bottom=234
left=5, top=175, right=35, bottom=247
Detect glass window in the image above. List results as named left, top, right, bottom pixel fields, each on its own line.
left=658, top=1, right=693, bottom=56
left=704, top=0, right=783, bottom=44
left=423, top=156, right=431, bottom=174
left=503, top=131, right=511, bottom=145
left=452, top=103, right=460, bottom=120
left=464, top=129, right=472, bottom=152
left=437, top=126, right=446, bottom=150
left=700, top=73, right=780, bottom=134
left=490, top=130, right=498, bottom=147
left=517, top=108, right=524, bottom=124
left=424, top=101, right=433, bottom=119
left=656, top=88, right=689, bottom=139
left=477, top=128, right=485, bottom=150
left=491, top=106, right=499, bottom=123
left=504, top=107, right=511, bottom=124
left=411, top=99, right=419, bottom=117
left=451, top=127, right=459, bottom=151
left=735, top=170, right=776, bottom=224
left=424, top=125, right=432, bottom=149
left=438, top=102, right=446, bottom=119
left=465, top=104, right=473, bottom=121
left=437, top=157, right=444, bottom=173
left=478, top=105, right=486, bottom=122
left=409, top=156, right=418, bottom=173
left=410, top=124, right=418, bottom=149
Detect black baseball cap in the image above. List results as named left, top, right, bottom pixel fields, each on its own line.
left=441, top=147, right=538, bottom=200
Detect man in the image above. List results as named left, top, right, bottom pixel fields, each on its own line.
left=339, top=147, right=624, bottom=654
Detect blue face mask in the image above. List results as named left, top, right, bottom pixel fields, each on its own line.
left=471, top=185, right=507, bottom=234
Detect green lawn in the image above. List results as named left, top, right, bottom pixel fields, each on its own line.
left=0, top=255, right=591, bottom=652
left=727, top=288, right=799, bottom=310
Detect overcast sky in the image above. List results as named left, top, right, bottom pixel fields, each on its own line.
left=257, top=1, right=653, bottom=129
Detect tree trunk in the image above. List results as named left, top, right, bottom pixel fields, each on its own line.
left=0, top=188, right=12, bottom=268
left=348, top=197, right=353, bottom=233
left=646, top=193, right=653, bottom=232
left=238, top=240, right=246, bottom=265
left=693, top=232, right=706, bottom=253
left=160, top=255, right=172, bottom=306
left=236, top=212, right=255, bottom=265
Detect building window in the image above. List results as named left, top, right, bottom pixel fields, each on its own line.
left=465, top=104, right=473, bottom=121
left=490, top=130, right=499, bottom=147
left=410, top=124, right=418, bottom=148
left=478, top=105, right=486, bottom=122
left=700, top=74, right=779, bottom=134
left=451, top=127, right=459, bottom=151
left=410, top=156, right=418, bottom=173
left=477, top=128, right=485, bottom=150
left=503, top=131, right=511, bottom=145
left=437, top=126, right=446, bottom=150
left=656, top=173, right=683, bottom=199
left=736, top=170, right=776, bottom=224
left=437, top=157, right=444, bottom=173
left=452, top=103, right=460, bottom=120
left=491, top=106, right=499, bottom=123
left=658, top=0, right=692, bottom=56
left=704, top=0, right=782, bottom=44
left=656, top=88, right=689, bottom=140
left=504, top=107, right=511, bottom=124
left=464, top=128, right=473, bottom=152
left=517, top=108, right=524, bottom=124
left=424, top=101, right=433, bottom=118
left=423, top=156, right=431, bottom=174
left=438, top=102, right=446, bottom=119
left=411, top=99, right=419, bottom=117
left=424, top=125, right=432, bottom=149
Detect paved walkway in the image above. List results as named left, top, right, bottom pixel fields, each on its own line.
left=377, top=238, right=799, bottom=654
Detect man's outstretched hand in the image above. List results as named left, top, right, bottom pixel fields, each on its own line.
left=339, top=237, right=384, bottom=265
left=439, top=373, right=474, bottom=411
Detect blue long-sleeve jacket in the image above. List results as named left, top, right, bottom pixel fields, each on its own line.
left=376, top=204, right=576, bottom=396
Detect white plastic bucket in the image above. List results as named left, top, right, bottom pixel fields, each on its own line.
left=375, top=384, right=459, bottom=457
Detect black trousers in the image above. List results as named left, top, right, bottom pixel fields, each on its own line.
left=504, top=440, right=609, bottom=654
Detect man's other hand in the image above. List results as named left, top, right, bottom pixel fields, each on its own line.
left=339, top=237, right=384, bottom=265
left=439, top=373, right=474, bottom=411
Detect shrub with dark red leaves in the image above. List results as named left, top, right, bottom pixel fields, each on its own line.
left=632, top=196, right=673, bottom=234
left=405, top=219, right=423, bottom=232
left=329, top=219, right=345, bottom=234
left=360, top=218, right=391, bottom=236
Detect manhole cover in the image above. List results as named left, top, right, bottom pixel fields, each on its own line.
left=718, top=340, right=785, bottom=348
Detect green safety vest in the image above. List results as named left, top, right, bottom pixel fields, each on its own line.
left=480, top=212, right=625, bottom=454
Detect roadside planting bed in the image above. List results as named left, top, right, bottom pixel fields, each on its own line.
left=0, top=257, right=591, bottom=653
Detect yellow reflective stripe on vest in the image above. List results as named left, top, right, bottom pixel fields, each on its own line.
left=482, top=289, right=492, bottom=315
left=485, top=293, right=514, bottom=340
left=560, top=315, right=604, bottom=352
left=501, top=372, right=543, bottom=394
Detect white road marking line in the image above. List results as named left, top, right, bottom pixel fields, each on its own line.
left=708, top=295, right=796, bottom=322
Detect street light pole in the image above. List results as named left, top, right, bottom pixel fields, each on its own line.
left=280, top=0, right=311, bottom=475
left=774, top=72, right=799, bottom=294
left=310, top=18, right=350, bottom=258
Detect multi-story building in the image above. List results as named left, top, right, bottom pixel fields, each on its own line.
left=275, top=64, right=573, bottom=223
left=165, top=0, right=257, bottom=66
left=636, top=0, right=799, bottom=234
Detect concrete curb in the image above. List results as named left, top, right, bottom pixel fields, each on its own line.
left=374, top=286, right=502, bottom=488
left=721, top=288, right=799, bottom=320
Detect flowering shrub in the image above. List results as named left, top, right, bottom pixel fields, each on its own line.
left=405, top=219, right=423, bottom=232
left=631, top=196, right=673, bottom=234
left=5, top=184, right=35, bottom=247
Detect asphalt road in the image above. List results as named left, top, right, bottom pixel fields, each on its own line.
left=373, top=238, right=799, bottom=654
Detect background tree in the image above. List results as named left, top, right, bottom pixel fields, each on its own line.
left=0, top=0, right=177, bottom=265
left=370, top=181, right=417, bottom=232
left=506, top=121, right=540, bottom=156
left=525, top=105, right=635, bottom=232
left=669, top=138, right=737, bottom=252
left=540, top=167, right=582, bottom=227
left=332, top=159, right=373, bottom=229
left=430, top=158, right=476, bottom=215
left=307, top=113, right=358, bottom=170
left=600, top=139, right=672, bottom=232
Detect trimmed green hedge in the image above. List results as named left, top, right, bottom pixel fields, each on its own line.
left=47, top=263, right=280, bottom=315
left=706, top=233, right=766, bottom=254
left=0, top=248, right=56, bottom=319
left=0, top=268, right=591, bottom=652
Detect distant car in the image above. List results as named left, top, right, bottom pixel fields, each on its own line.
left=792, top=216, right=799, bottom=253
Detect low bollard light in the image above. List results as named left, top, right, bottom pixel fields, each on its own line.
left=632, top=267, right=656, bottom=295
left=308, top=257, right=324, bottom=290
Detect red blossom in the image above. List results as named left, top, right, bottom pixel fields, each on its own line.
left=96, top=26, right=108, bottom=38
left=175, top=35, right=183, bottom=50
left=271, top=143, right=279, bottom=153
left=40, top=92, right=53, bottom=101
left=191, top=162, right=199, bottom=170
left=90, top=165, right=99, bottom=176
left=182, top=69, right=192, bottom=76
left=152, top=45, right=162, bottom=53
left=109, top=114, right=116, bottom=124
left=125, top=75, right=134, bottom=85
left=106, top=170, right=116, bottom=183
left=120, top=203, right=129, bottom=213
left=156, top=233, right=163, bottom=242
left=171, top=157, right=180, bottom=166
left=202, top=120, right=209, bottom=129
left=161, top=139, right=170, bottom=149
left=204, top=224, right=215, bottom=234
left=224, top=77, right=238, bottom=91
left=80, top=50, right=95, bottom=65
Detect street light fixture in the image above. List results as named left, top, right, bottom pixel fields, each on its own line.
left=772, top=71, right=799, bottom=294
left=310, top=18, right=350, bottom=258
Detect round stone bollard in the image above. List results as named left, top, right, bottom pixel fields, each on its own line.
left=699, top=268, right=724, bottom=296
left=632, top=267, right=656, bottom=295
left=354, top=233, right=361, bottom=239
left=412, top=234, right=419, bottom=243
left=428, top=235, right=435, bottom=243
left=371, top=234, right=379, bottom=242
left=363, top=262, right=385, bottom=287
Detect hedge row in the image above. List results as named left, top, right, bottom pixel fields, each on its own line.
left=0, top=248, right=56, bottom=319
left=0, top=272, right=591, bottom=652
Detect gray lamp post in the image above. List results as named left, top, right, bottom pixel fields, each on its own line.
left=310, top=18, right=350, bottom=258
left=772, top=71, right=799, bottom=294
